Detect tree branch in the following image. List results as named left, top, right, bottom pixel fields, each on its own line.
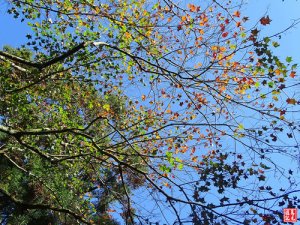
left=0, top=187, right=92, bottom=225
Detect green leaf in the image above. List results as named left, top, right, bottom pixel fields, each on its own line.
left=159, top=164, right=171, bottom=173
left=230, top=44, right=236, bottom=50
left=178, top=163, right=184, bottom=170
left=268, top=81, right=274, bottom=88
left=263, top=37, right=270, bottom=43
left=260, top=94, right=266, bottom=99
left=286, top=56, right=292, bottom=63
left=292, top=64, right=298, bottom=70
left=166, top=151, right=172, bottom=159
left=272, top=41, right=280, bottom=48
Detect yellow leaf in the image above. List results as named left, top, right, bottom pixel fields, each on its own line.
left=194, top=62, right=202, bottom=68
left=238, top=123, right=244, bottom=130
left=103, top=104, right=110, bottom=111
left=211, top=46, right=218, bottom=51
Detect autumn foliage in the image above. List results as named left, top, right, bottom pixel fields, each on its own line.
left=0, top=0, right=300, bottom=224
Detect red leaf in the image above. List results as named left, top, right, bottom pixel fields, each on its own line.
left=220, top=24, right=225, bottom=32
left=191, top=146, right=196, bottom=154
left=260, top=16, right=271, bottom=25
left=280, top=110, right=286, bottom=116
left=222, top=32, right=228, bottom=38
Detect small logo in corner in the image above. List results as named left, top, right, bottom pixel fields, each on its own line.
left=284, top=208, right=298, bottom=223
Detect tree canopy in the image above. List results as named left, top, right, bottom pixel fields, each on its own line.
left=1, top=0, right=300, bottom=224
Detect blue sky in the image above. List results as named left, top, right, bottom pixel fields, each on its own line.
left=245, top=0, right=300, bottom=60
left=1, top=0, right=300, bottom=224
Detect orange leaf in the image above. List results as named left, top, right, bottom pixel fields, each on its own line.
left=219, top=46, right=226, bottom=52
left=188, top=4, right=200, bottom=12
left=181, top=145, right=188, bottom=153
left=233, top=11, right=240, bottom=17
left=286, top=98, right=297, bottom=105
left=124, top=32, right=131, bottom=38
left=290, top=71, right=296, bottom=78
left=197, top=36, right=203, bottom=42
left=198, top=29, right=204, bottom=35
left=164, top=182, right=170, bottom=187
left=191, top=156, right=198, bottom=162
left=274, top=69, right=281, bottom=76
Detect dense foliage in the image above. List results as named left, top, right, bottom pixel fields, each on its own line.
left=1, top=0, right=300, bottom=224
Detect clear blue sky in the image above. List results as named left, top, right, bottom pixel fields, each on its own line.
left=1, top=1, right=300, bottom=224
